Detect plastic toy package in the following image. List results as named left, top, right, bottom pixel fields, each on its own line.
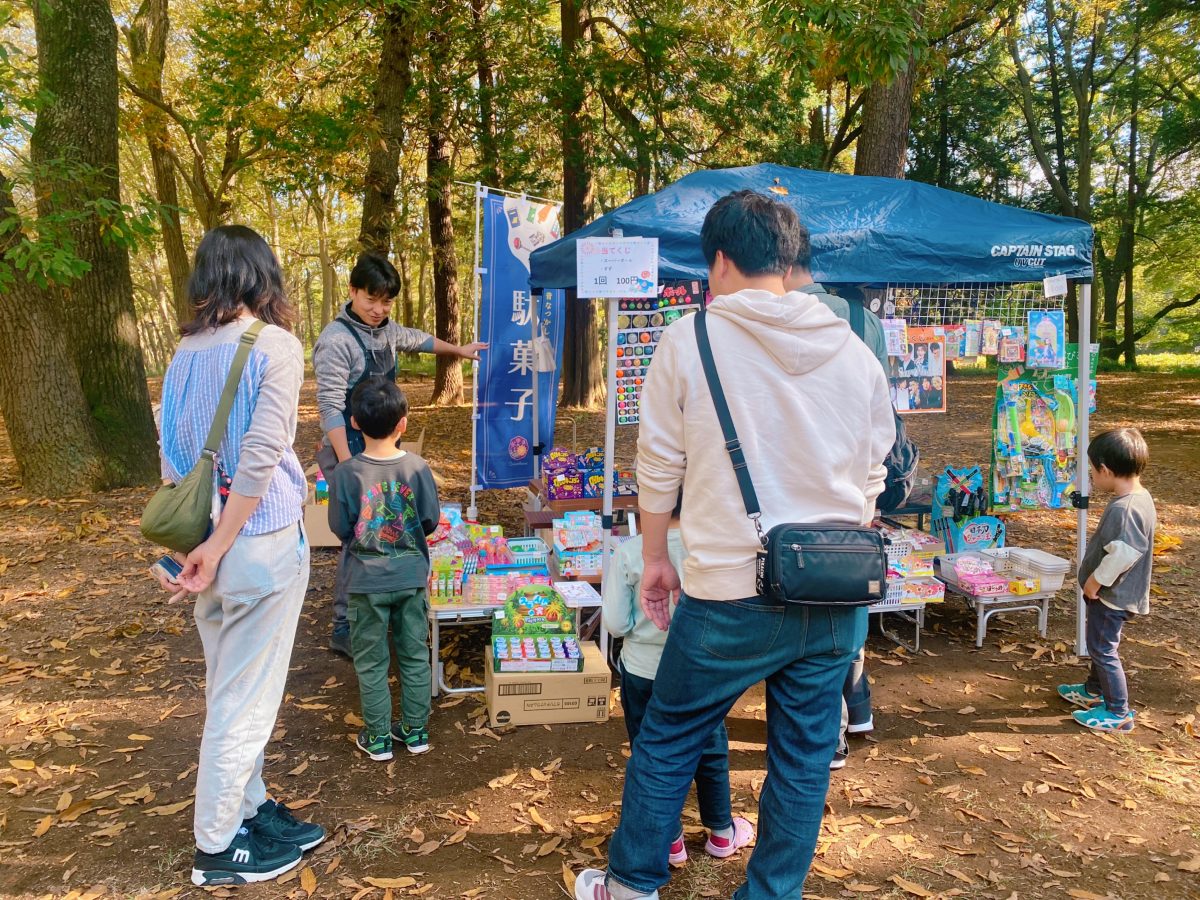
left=1026, top=310, right=1066, bottom=369
left=990, top=344, right=1097, bottom=512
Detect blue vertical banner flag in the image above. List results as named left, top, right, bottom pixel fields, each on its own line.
left=476, top=191, right=564, bottom=489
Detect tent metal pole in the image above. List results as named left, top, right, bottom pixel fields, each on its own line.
left=468, top=183, right=485, bottom=520
left=530, top=294, right=540, bottom=500
left=1075, top=282, right=1092, bottom=657
left=599, top=297, right=619, bottom=660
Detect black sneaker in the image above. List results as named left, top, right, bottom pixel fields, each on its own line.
left=246, top=798, right=326, bottom=851
left=329, top=626, right=352, bottom=658
left=830, top=733, right=849, bottom=771
left=391, top=721, right=430, bottom=755
left=191, top=824, right=302, bottom=886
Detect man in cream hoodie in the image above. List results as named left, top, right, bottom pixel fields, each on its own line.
left=576, top=191, right=895, bottom=900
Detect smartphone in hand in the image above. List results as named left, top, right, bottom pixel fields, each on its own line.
left=150, top=554, right=184, bottom=584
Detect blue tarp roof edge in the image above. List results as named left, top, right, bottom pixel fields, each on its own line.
left=528, top=163, right=1094, bottom=289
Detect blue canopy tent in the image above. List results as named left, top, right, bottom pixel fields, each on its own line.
left=528, top=163, right=1095, bottom=654
left=528, top=162, right=1092, bottom=287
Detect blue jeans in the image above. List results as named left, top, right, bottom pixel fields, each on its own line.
left=606, top=595, right=866, bottom=899
left=1084, top=600, right=1130, bottom=716
left=619, top=661, right=732, bottom=833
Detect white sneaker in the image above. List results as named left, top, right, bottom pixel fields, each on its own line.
left=847, top=715, right=874, bottom=735
left=575, top=869, right=612, bottom=900
left=573, top=869, right=659, bottom=900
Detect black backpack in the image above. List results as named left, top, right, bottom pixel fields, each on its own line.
left=847, top=298, right=920, bottom=513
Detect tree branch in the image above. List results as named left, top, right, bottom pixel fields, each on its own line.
left=121, top=74, right=194, bottom=138
left=1132, top=292, right=1200, bottom=342
left=1006, top=29, right=1074, bottom=215
left=928, top=0, right=1003, bottom=48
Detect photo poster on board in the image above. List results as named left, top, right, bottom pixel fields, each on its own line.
left=882, top=318, right=908, bottom=356
left=981, top=319, right=1002, bottom=355
left=889, top=326, right=947, bottom=414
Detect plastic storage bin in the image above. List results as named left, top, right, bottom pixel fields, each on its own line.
left=1008, top=548, right=1071, bottom=592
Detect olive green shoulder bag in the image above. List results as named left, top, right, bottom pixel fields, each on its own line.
left=141, top=320, right=266, bottom=553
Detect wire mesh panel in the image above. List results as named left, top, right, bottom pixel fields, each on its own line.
left=861, top=283, right=1060, bottom=328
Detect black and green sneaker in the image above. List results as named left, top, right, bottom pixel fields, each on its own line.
left=246, top=798, right=326, bottom=851
left=392, top=722, right=430, bottom=755
left=356, top=727, right=393, bottom=761
left=191, top=825, right=301, bottom=886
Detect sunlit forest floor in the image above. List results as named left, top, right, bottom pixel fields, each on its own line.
left=1, top=372, right=1198, bottom=899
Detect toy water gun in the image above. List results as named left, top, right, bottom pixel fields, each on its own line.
left=998, top=387, right=1026, bottom=472
left=1052, top=386, right=1076, bottom=461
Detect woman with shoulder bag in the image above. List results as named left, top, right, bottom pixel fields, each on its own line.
left=155, top=225, right=325, bottom=886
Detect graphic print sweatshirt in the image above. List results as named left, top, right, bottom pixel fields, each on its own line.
left=328, top=452, right=440, bottom=593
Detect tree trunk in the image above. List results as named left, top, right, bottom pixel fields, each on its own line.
left=559, top=0, right=603, bottom=409
left=311, top=188, right=338, bottom=326
left=417, top=243, right=429, bottom=335
left=427, top=9, right=463, bottom=406
left=358, top=3, right=414, bottom=256
left=1095, top=237, right=1122, bottom=360
left=1121, top=8, right=1141, bottom=370
left=127, top=0, right=190, bottom=324
left=398, top=251, right=416, bottom=329
left=854, top=59, right=918, bottom=178
left=0, top=173, right=107, bottom=495
left=471, top=0, right=500, bottom=188
left=31, top=0, right=160, bottom=489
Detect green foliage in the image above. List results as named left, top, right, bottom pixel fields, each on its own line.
left=1, top=160, right=160, bottom=289
left=8, top=0, right=1200, bottom=363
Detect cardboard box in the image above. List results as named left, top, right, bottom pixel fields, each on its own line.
left=485, top=643, right=611, bottom=728
left=304, top=501, right=340, bottom=548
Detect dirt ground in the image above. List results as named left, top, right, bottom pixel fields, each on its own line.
left=0, top=372, right=1197, bottom=900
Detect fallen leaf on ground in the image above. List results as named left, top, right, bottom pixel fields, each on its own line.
left=300, top=866, right=317, bottom=894
left=365, top=877, right=417, bottom=889
left=573, top=813, right=613, bottom=824
left=889, top=874, right=934, bottom=897
left=144, top=799, right=193, bottom=816
left=528, top=807, right=553, bottom=832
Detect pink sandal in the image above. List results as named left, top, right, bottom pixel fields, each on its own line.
left=705, top=816, right=755, bottom=859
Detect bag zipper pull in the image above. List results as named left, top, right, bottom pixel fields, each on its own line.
left=791, top=544, right=804, bottom=568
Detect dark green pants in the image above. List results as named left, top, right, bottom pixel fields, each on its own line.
left=348, top=588, right=432, bottom=737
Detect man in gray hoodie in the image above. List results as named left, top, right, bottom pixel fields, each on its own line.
left=575, top=191, right=894, bottom=900
left=313, top=253, right=485, bottom=656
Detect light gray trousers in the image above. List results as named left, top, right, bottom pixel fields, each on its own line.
left=192, top=523, right=309, bottom=853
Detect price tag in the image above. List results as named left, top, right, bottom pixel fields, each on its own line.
left=576, top=237, right=659, bottom=298
left=1043, top=274, right=1068, bottom=298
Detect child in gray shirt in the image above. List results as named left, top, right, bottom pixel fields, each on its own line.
left=1058, top=428, right=1156, bottom=733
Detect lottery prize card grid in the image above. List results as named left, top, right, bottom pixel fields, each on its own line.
left=614, top=282, right=706, bottom=426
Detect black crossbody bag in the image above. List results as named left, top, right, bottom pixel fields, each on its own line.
left=694, top=310, right=887, bottom=607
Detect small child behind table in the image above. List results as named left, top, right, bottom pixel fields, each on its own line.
left=328, top=376, right=440, bottom=760
left=601, top=497, right=753, bottom=867
left=1058, top=428, right=1156, bottom=733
